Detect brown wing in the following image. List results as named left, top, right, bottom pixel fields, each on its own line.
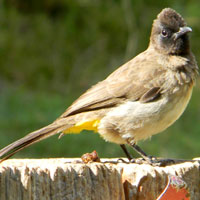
left=62, top=51, right=167, bottom=117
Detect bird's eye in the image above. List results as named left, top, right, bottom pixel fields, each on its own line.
left=161, top=29, right=168, bottom=37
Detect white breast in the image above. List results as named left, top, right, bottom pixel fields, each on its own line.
left=98, top=85, right=193, bottom=144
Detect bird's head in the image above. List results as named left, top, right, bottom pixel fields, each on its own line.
left=150, top=8, right=192, bottom=55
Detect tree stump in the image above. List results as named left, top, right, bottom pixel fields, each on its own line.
left=0, top=158, right=199, bottom=200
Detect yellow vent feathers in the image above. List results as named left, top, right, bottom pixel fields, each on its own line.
left=63, top=119, right=100, bottom=134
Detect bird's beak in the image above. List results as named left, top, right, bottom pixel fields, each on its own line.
left=173, top=26, right=192, bottom=40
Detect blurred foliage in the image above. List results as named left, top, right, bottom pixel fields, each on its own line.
left=0, top=0, right=200, bottom=159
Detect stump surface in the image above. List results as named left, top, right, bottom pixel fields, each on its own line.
left=0, top=158, right=199, bottom=200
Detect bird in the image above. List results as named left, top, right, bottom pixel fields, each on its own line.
left=0, top=8, right=198, bottom=164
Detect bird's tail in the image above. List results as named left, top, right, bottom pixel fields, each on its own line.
left=0, top=122, right=70, bottom=162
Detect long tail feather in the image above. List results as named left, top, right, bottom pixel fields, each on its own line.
left=0, top=122, right=68, bottom=162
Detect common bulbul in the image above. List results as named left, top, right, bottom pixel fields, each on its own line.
left=0, top=8, right=198, bottom=163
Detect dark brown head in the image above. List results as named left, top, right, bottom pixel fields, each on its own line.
left=150, top=8, right=192, bottom=55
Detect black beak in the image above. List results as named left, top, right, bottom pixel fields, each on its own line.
left=173, top=26, right=192, bottom=40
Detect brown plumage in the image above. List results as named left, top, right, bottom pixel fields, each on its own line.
left=0, top=8, right=198, bottom=163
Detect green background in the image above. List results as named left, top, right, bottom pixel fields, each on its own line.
left=0, top=0, right=200, bottom=159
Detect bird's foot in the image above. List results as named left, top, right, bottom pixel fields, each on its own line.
left=154, top=158, right=175, bottom=166
left=117, top=156, right=175, bottom=166
left=129, top=156, right=175, bottom=166
left=117, top=158, right=130, bottom=163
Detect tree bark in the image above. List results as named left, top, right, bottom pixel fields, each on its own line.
left=0, top=158, right=199, bottom=200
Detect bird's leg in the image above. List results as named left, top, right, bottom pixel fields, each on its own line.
left=131, top=143, right=151, bottom=160
left=119, top=143, right=176, bottom=166
left=120, top=144, right=133, bottom=161
left=128, top=142, right=156, bottom=164
left=128, top=142, right=175, bottom=166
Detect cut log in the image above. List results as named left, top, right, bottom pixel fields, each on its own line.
left=0, top=158, right=199, bottom=200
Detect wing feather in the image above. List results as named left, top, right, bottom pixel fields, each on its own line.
left=62, top=51, right=167, bottom=117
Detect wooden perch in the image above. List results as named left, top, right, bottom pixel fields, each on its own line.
left=0, top=158, right=199, bottom=200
